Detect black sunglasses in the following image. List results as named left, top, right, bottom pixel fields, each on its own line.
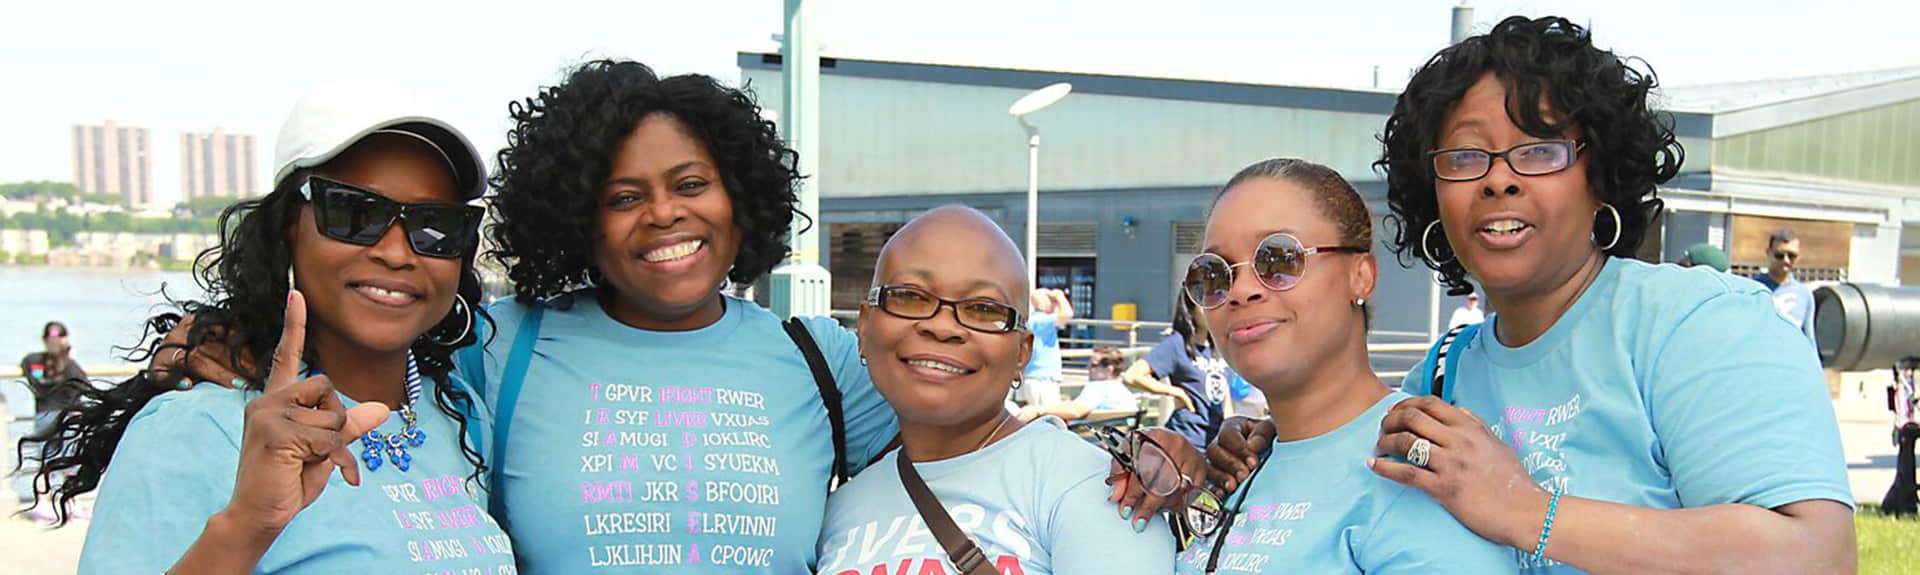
left=1184, top=233, right=1367, bottom=309
left=865, top=285, right=1025, bottom=334
left=300, top=175, right=483, bottom=259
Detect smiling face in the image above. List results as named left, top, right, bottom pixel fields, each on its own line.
left=593, top=113, right=741, bottom=329
left=1432, top=73, right=1602, bottom=300
left=292, top=133, right=465, bottom=357
left=857, top=207, right=1033, bottom=428
left=1200, top=177, right=1374, bottom=396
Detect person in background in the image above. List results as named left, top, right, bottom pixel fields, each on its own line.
left=1019, top=288, right=1074, bottom=408
left=1884, top=358, right=1920, bottom=516
left=16, top=321, right=89, bottom=520
left=1677, top=242, right=1729, bottom=273
left=1755, top=229, right=1817, bottom=346
left=1123, top=294, right=1230, bottom=449
left=21, top=322, right=88, bottom=436
left=1016, top=346, right=1140, bottom=423
left=1447, top=292, right=1486, bottom=329
left=1225, top=367, right=1265, bottom=420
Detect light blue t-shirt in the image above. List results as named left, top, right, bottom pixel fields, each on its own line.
left=1074, top=378, right=1141, bottom=413
left=1406, top=259, right=1852, bottom=573
left=1755, top=274, right=1818, bottom=347
left=459, top=293, right=898, bottom=574
left=816, top=417, right=1175, bottom=575
left=1177, top=391, right=1513, bottom=575
left=81, top=376, right=516, bottom=574
left=1024, top=311, right=1064, bottom=383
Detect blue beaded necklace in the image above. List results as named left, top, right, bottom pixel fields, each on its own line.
left=357, top=351, right=427, bottom=472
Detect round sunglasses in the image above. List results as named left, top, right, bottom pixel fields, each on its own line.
left=1183, top=233, right=1367, bottom=309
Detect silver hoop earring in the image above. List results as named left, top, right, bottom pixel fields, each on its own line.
left=1421, top=220, right=1454, bottom=266
left=1012, top=373, right=1024, bottom=391
left=1594, top=204, right=1622, bottom=251
left=429, top=294, right=475, bottom=346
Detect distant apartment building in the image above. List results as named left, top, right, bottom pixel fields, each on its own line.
left=0, top=229, right=50, bottom=259
left=48, top=231, right=216, bottom=268
left=71, top=121, right=154, bottom=206
left=181, top=128, right=259, bottom=200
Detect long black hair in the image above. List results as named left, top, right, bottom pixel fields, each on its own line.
left=489, top=59, right=805, bottom=303
left=21, top=171, right=489, bottom=526
left=1378, top=16, right=1684, bottom=296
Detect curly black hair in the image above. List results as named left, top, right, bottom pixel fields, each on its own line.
left=1378, top=15, right=1684, bottom=296
left=21, top=172, right=490, bottom=526
left=489, top=59, right=805, bottom=303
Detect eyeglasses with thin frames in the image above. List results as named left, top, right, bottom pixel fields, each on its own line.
left=1427, top=139, right=1586, bottom=182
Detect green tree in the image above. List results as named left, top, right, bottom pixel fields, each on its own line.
left=0, top=181, right=78, bottom=200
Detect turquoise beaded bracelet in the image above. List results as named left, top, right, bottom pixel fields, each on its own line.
left=1531, top=487, right=1562, bottom=562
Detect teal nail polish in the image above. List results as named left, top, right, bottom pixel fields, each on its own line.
left=230, top=378, right=245, bottom=388
left=1120, top=506, right=1133, bottom=520
left=1132, top=517, right=1148, bottom=533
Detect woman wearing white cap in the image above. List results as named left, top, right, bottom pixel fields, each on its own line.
left=30, top=85, right=514, bottom=573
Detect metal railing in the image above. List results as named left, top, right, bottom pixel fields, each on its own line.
left=2, top=364, right=143, bottom=380
left=0, top=321, right=1440, bottom=383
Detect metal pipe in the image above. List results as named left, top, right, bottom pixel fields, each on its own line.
left=1814, top=283, right=1920, bottom=371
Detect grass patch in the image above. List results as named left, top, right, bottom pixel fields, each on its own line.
left=1858, top=504, right=1920, bottom=574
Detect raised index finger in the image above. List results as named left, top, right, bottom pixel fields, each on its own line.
left=268, top=290, right=308, bottom=390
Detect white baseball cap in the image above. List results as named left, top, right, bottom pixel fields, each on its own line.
left=273, top=82, right=487, bottom=200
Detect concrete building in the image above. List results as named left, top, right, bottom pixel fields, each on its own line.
left=71, top=121, right=154, bottom=207
left=50, top=231, right=216, bottom=268
left=737, top=53, right=1920, bottom=373
left=181, top=129, right=260, bottom=200
left=1661, top=67, right=1920, bottom=287
left=0, top=229, right=50, bottom=260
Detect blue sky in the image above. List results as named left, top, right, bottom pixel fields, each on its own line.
left=3, top=0, right=1915, bottom=205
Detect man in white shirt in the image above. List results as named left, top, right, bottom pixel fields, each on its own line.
left=1447, top=293, right=1485, bottom=330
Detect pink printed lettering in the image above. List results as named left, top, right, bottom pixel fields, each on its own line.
left=581, top=481, right=634, bottom=503
left=420, top=476, right=462, bottom=501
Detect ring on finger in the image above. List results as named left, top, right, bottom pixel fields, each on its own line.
left=1407, top=437, right=1433, bottom=468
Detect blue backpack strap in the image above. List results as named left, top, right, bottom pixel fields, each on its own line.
left=487, top=303, right=545, bottom=520
left=1429, top=323, right=1482, bottom=405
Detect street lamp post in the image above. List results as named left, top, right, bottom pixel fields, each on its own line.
left=1007, top=83, right=1072, bottom=292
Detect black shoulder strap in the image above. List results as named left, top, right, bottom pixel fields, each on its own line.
left=783, top=317, right=848, bottom=490
left=898, top=453, right=998, bottom=575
